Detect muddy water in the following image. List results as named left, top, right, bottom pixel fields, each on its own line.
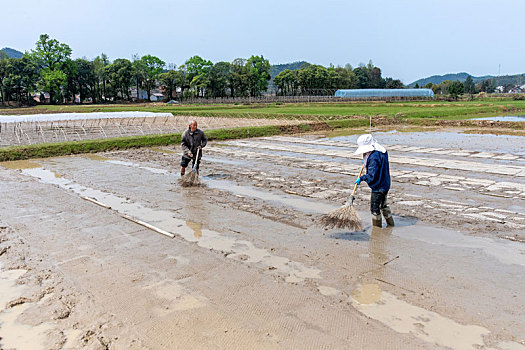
left=21, top=167, right=321, bottom=284
left=206, top=178, right=336, bottom=213
left=350, top=286, right=490, bottom=350
left=473, top=115, right=525, bottom=122
left=0, top=160, right=42, bottom=169
left=0, top=263, right=52, bottom=350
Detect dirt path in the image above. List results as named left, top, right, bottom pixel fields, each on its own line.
left=0, top=128, right=524, bottom=349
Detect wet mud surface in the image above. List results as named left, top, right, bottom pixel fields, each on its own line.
left=0, top=128, right=524, bottom=349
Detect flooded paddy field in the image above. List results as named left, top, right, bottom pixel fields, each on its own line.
left=0, top=128, right=524, bottom=349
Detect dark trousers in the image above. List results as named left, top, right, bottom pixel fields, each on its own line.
left=181, top=156, right=200, bottom=169
left=370, top=191, right=389, bottom=216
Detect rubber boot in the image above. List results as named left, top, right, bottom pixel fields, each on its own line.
left=381, top=206, right=395, bottom=227
left=181, top=167, right=186, bottom=177
left=372, top=214, right=382, bottom=228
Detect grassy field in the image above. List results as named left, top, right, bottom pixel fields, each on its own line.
left=1, top=99, right=525, bottom=120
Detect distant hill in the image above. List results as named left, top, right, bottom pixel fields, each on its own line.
left=270, top=61, right=308, bottom=80
left=0, top=47, right=23, bottom=59
left=409, top=72, right=495, bottom=87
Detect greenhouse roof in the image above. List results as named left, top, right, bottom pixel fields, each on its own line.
left=334, top=89, right=434, bottom=98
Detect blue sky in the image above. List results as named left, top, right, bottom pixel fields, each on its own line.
left=2, top=0, right=524, bottom=83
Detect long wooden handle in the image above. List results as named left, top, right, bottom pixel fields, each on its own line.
left=192, top=148, right=201, bottom=170
left=351, top=164, right=365, bottom=196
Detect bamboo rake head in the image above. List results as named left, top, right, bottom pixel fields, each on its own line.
left=179, top=171, right=200, bottom=187
left=318, top=203, right=363, bottom=231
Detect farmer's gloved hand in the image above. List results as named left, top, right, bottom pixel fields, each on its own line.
left=354, top=178, right=361, bottom=185
left=198, top=145, right=202, bottom=150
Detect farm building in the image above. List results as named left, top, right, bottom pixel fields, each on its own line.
left=335, top=88, right=434, bottom=99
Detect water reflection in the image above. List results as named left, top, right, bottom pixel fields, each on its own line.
left=186, top=221, right=202, bottom=239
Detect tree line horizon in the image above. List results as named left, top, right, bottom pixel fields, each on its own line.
left=0, top=34, right=504, bottom=105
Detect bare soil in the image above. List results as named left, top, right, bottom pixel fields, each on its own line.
left=0, top=128, right=524, bottom=349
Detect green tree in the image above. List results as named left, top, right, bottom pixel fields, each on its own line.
left=424, top=82, right=433, bottom=89
left=138, top=55, right=165, bottom=100
left=159, top=68, right=184, bottom=100
left=2, top=57, right=38, bottom=104
left=7, top=55, right=39, bottom=104
left=230, top=58, right=249, bottom=97
left=38, top=69, right=67, bottom=103
left=29, top=34, right=72, bottom=103
left=106, top=58, right=134, bottom=101
left=72, top=59, right=96, bottom=103
left=385, top=78, right=404, bottom=89
left=334, top=66, right=358, bottom=89
left=175, top=66, right=189, bottom=99
left=0, top=58, right=8, bottom=105
left=297, top=64, right=317, bottom=94
left=368, top=67, right=385, bottom=88
left=62, top=59, right=79, bottom=103
left=448, top=81, right=464, bottom=100
left=208, top=61, right=231, bottom=97
left=463, top=75, right=475, bottom=95
left=190, top=74, right=210, bottom=98
left=30, top=34, right=71, bottom=71
left=184, top=56, right=212, bottom=97
left=353, top=66, right=370, bottom=89
left=274, top=69, right=300, bottom=96
left=246, top=55, right=271, bottom=96
left=93, top=54, right=110, bottom=102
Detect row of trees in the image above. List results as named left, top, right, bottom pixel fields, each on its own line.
left=1, top=34, right=414, bottom=105
left=159, top=55, right=271, bottom=99
left=418, top=76, right=502, bottom=98
left=273, top=61, right=404, bottom=96
left=0, top=34, right=272, bottom=105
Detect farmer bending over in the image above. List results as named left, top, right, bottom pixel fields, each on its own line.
left=181, top=120, right=207, bottom=176
left=354, top=134, right=394, bottom=228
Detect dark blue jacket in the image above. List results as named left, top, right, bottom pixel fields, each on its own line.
left=359, top=150, right=391, bottom=193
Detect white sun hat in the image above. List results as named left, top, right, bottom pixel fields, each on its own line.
left=354, top=134, right=387, bottom=155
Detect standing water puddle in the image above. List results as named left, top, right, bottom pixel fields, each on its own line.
left=0, top=160, right=42, bottom=170
left=472, top=115, right=525, bottom=122
left=0, top=263, right=53, bottom=350
left=206, top=179, right=336, bottom=214
left=350, top=283, right=490, bottom=350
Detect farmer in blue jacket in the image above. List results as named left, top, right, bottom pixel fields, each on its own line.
left=354, top=134, right=394, bottom=228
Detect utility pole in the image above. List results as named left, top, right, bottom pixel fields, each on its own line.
left=497, top=64, right=501, bottom=93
